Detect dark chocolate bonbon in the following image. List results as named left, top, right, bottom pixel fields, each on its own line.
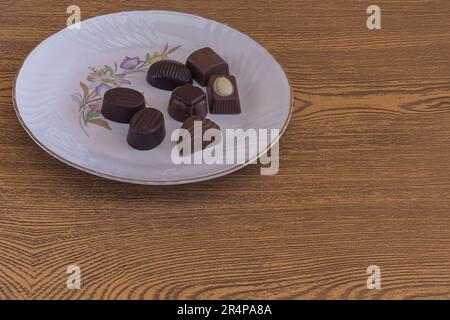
left=207, top=75, right=241, bottom=114
left=147, top=60, right=192, bottom=91
left=127, top=108, right=166, bottom=150
left=168, top=84, right=208, bottom=122
left=186, top=47, right=229, bottom=86
left=101, top=87, right=145, bottom=123
left=179, top=115, right=221, bottom=151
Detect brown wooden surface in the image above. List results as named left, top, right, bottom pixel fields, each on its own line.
left=1, top=0, right=450, bottom=300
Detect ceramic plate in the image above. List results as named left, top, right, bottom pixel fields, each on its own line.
left=13, top=11, right=292, bottom=185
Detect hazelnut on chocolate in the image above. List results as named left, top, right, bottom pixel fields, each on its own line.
left=207, top=75, right=241, bottom=114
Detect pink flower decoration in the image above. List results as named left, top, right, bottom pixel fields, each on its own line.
left=88, top=101, right=102, bottom=112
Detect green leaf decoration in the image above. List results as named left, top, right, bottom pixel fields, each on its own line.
left=145, top=52, right=150, bottom=63
left=104, top=65, right=114, bottom=75
left=114, top=61, right=118, bottom=72
left=166, top=45, right=182, bottom=55
left=85, top=108, right=100, bottom=122
left=87, top=118, right=111, bottom=130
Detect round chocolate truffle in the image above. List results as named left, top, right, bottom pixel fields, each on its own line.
left=101, top=87, right=145, bottom=123
left=127, top=108, right=166, bottom=150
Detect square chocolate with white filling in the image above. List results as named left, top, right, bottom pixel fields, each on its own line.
left=207, top=75, right=241, bottom=114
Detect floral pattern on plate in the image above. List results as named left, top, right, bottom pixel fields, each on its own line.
left=71, top=44, right=181, bottom=137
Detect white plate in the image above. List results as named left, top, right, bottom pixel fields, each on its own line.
left=13, top=11, right=292, bottom=185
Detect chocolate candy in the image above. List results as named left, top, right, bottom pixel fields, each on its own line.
left=146, top=60, right=192, bottom=91
left=186, top=47, right=229, bottom=86
left=101, top=87, right=145, bottom=123
left=179, top=115, right=221, bottom=151
left=207, top=75, right=241, bottom=114
left=127, top=108, right=166, bottom=150
left=168, top=84, right=208, bottom=122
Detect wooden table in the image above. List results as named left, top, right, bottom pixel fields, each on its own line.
left=1, top=0, right=450, bottom=299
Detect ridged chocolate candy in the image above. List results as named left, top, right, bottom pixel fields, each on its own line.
left=146, top=60, right=192, bottom=91
left=101, top=87, right=145, bottom=123
left=207, top=75, right=241, bottom=114
left=168, top=84, right=207, bottom=122
left=179, top=115, right=221, bottom=151
left=186, top=47, right=229, bottom=86
left=127, top=108, right=166, bottom=150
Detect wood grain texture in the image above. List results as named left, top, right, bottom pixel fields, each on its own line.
left=1, top=0, right=450, bottom=299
